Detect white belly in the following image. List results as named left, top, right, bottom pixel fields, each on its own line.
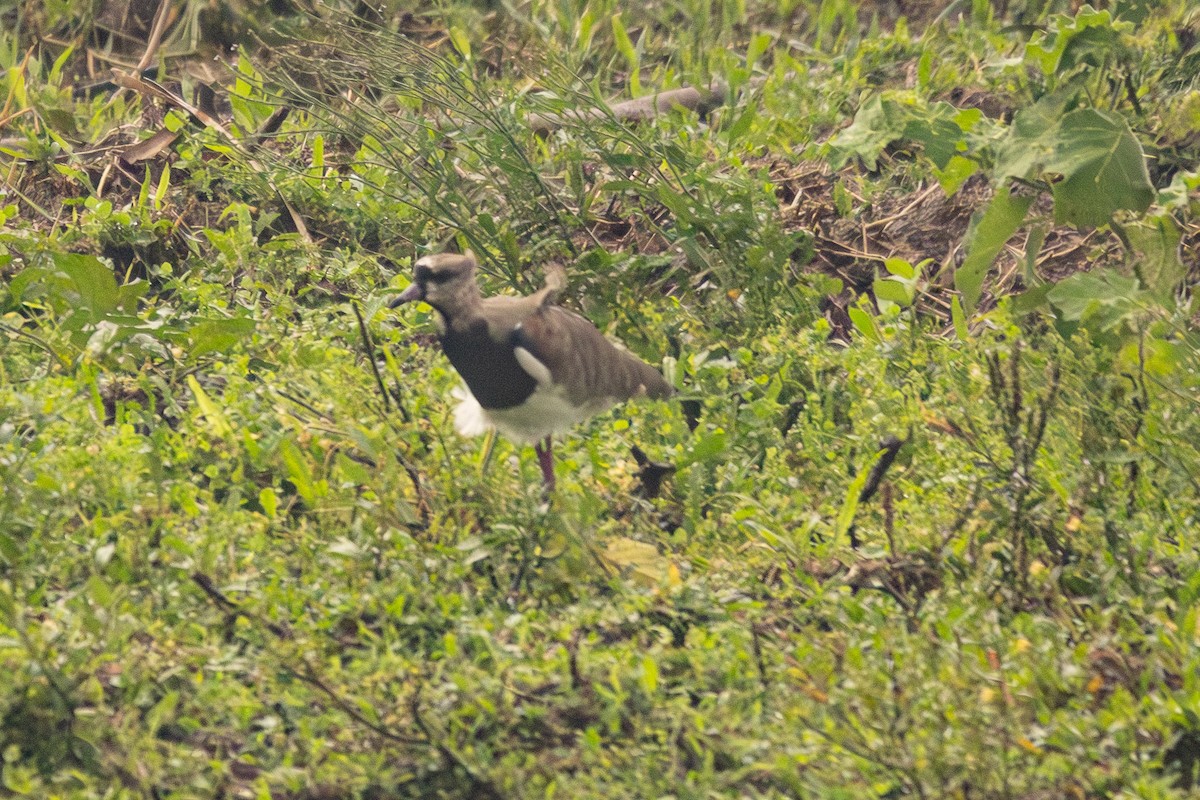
left=452, top=385, right=614, bottom=444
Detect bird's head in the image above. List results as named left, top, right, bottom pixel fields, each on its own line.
left=391, top=251, right=480, bottom=315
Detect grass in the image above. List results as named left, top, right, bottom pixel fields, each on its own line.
left=2, top=0, right=1200, bottom=797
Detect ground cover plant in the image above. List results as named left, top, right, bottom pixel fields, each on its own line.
left=2, top=0, right=1200, bottom=796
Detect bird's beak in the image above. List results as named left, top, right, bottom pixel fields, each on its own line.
left=390, top=282, right=424, bottom=308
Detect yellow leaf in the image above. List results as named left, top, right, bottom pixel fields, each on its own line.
left=801, top=684, right=829, bottom=703
left=1017, top=737, right=1042, bottom=754
left=601, top=537, right=672, bottom=587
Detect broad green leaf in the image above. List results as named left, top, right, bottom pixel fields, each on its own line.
left=932, top=155, right=977, bottom=196
left=1046, top=268, right=1144, bottom=333
left=995, top=103, right=1152, bottom=227
left=8, top=266, right=51, bottom=301
left=1158, top=168, right=1200, bottom=212
left=848, top=305, right=881, bottom=342
left=1024, top=7, right=1129, bottom=77
left=51, top=252, right=118, bottom=314
left=1049, top=110, right=1153, bottom=225
left=884, top=257, right=916, bottom=280
left=827, top=95, right=904, bottom=170
left=1009, top=283, right=1054, bottom=316
left=873, top=280, right=907, bottom=309
left=902, top=101, right=970, bottom=169
left=1124, top=216, right=1185, bottom=304
left=828, top=94, right=971, bottom=171
left=955, top=186, right=1033, bottom=314
left=992, top=87, right=1076, bottom=180
left=725, top=104, right=757, bottom=142
left=188, top=318, right=256, bottom=359
left=1022, top=222, right=1050, bottom=284
left=1118, top=337, right=1183, bottom=377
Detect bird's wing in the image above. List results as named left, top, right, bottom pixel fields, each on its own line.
left=512, top=305, right=673, bottom=407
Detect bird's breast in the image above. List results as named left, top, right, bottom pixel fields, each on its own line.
left=439, top=325, right=539, bottom=410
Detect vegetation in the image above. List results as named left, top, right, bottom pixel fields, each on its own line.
left=2, top=0, right=1199, bottom=796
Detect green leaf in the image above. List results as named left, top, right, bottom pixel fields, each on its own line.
left=883, top=257, right=916, bottom=280
left=600, top=537, right=676, bottom=587
left=955, top=186, right=1033, bottom=315
left=746, top=32, right=772, bottom=68
left=1049, top=110, right=1153, bottom=225
left=187, top=375, right=234, bottom=438
left=932, top=155, right=977, bottom=196
left=1046, top=268, right=1145, bottom=333
left=188, top=318, right=256, bottom=359
left=950, top=296, right=968, bottom=339
left=692, top=429, right=727, bottom=461
left=901, top=101, right=970, bottom=169
left=874, top=271, right=916, bottom=308
left=448, top=27, right=472, bottom=60
left=1009, top=283, right=1054, bottom=316
left=873, top=281, right=908, bottom=307
left=279, top=437, right=316, bottom=503
left=848, top=305, right=881, bottom=342
left=1024, top=7, right=1129, bottom=77
left=1022, top=222, right=1050, bottom=284
left=640, top=655, right=659, bottom=694
left=611, top=15, right=640, bottom=96
left=995, top=103, right=1152, bottom=227
left=827, top=95, right=904, bottom=170
left=51, top=252, right=118, bottom=314
left=828, top=94, right=972, bottom=171
left=835, top=456, right=873, bottom=542
left=0, top=531, right=21, bottom=564
left=725, top=104, right=757, bottom=142
left=1124, top=216, right=1185, bottom=304
left=259, top=488, right=278, bottom=519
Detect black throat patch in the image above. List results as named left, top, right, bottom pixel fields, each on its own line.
left=439, top=320, right=538, bottom=410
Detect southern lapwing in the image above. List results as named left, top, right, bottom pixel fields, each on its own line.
left=391, top=251, right=673, bottom=491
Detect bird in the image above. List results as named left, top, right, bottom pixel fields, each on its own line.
left=391, top=251, right=673, bottom=491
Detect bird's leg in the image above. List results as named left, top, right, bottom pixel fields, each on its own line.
left=534, top=436, right=556, bottom=493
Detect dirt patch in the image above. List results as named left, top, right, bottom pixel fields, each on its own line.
left=762, top=158, right=1129, bottom=322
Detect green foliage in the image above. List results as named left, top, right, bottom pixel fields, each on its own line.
left=993, top=93, right=1154, bottom=226
left=827, top=92, right=987, bottom=176
left=0, top=0, right=1199, bottom=797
